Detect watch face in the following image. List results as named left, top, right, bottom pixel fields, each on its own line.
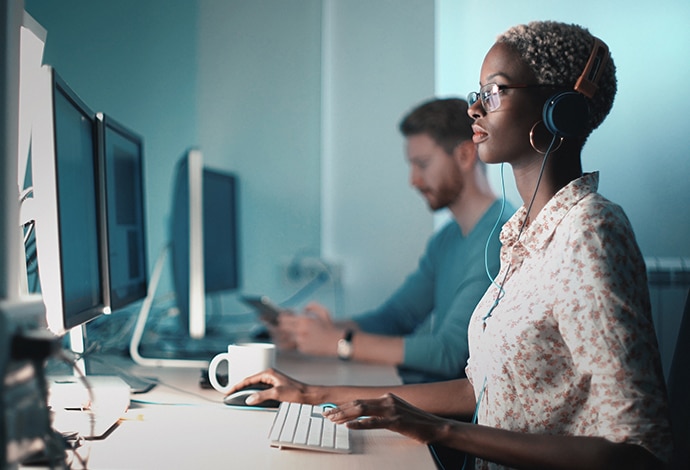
left=337, top=338, right=352, bottom=360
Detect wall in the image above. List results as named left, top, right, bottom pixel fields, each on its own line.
left=437, top=0, right=690, bottom=259
left=197, top=0, right=435, bottom=317
left=197, top=0, right=438, bottom=317
left=196, top=0, right=323, bottom=314
left=319, top=0, right=435, bottom=315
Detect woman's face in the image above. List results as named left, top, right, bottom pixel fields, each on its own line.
left=468, top=42, right=546, bottom=166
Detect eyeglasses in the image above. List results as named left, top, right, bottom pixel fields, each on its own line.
left=467, top=83, right=558, bottom=113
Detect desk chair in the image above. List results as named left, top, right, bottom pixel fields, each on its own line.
left=667, top=290, right=690, bottom=469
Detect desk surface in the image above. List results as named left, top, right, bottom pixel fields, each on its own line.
left=70, top=352, right=435, bottom=469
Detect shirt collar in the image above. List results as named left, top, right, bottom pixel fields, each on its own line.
left=500, top=172, right=600, bottom=255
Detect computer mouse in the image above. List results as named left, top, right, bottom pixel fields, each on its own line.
left=222, top=383, right=280, bottom=409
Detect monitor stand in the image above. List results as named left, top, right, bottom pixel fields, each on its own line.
left=129, top=245, right=214, bottom=368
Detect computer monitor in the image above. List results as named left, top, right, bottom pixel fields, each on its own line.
left=129, top=149, right=240, bottom=368
left=96, top=113, right=148, bottom=312
left=28, top=66, right=109, bottom=337
left=201, top=167, right=241, bottom=295
left=170, top=149, right=241, bottom=340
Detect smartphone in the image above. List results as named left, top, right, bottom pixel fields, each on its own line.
left=240, top=295, right=282, bottom=326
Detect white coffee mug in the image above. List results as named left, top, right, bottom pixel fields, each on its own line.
left=207, top=342, right=276, bottom=394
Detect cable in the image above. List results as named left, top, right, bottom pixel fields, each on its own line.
left=470, top=133, right=561, bottom=458
left=19, top=186, right=33, bottom=203
left=483, top=162, right=508, bottom=288
left=481, top=133, right=558, bottom=325
left=51, top=349, right=95, bottom=469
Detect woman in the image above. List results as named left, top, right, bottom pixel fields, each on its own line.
left=228, top=21, right=672, bottom=469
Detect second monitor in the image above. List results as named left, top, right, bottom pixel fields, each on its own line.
left=129, top=149, right=242, bottom=368
left=96, top=112, right=148, bottom=313
left=170, top=149, right=241, bottom=341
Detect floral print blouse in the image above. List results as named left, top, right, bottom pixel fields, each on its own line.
left=466, top=172, right=672, bottom=469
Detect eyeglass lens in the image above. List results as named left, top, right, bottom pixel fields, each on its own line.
left=481, top=84, right=501, bottom=112
left=467, top=84, right=501, bottom=112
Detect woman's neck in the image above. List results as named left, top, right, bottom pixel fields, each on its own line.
left=512, top=151, right=582, bottom=218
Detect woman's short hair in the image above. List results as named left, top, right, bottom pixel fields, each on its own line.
left=497, top=21, right=617, bottom=137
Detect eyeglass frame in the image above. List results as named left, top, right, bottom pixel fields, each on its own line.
left=467, top=83, right=561, bottom=113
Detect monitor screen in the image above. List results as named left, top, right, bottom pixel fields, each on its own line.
left=203, top=167, right=240, bottom=294
left=170, top=149, right=240, bottom=339
left=30, top=67, right=107, bottom=334
left=97, top=113, right=148, bottom=311
left=54, top=75, right=103, bottom=327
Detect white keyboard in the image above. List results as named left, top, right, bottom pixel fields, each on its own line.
left=269, top=402, right=351, bottom=453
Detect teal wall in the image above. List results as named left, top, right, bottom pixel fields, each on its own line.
left=318, top=0, right=435, bottom=315
left=196, top=0, right=323, bottom=310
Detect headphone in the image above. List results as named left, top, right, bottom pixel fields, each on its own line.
left=542, top=37, right=610, bottom=138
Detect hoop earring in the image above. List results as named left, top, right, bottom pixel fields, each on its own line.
left=530, top=120, right=563, bottom=154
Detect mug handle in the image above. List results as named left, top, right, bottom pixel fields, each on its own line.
left=208, top=353, right=232, bottom=394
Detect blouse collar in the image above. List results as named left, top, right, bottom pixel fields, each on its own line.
left=500, top=172, right=600, bottom=258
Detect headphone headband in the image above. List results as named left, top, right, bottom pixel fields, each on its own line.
left=574, top=37, right=610, bottom=99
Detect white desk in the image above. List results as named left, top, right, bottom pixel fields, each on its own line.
left=66, top=352, right=435, bottom=469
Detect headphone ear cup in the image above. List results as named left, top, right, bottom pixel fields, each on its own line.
left=542, top=92, right=589, bottom=138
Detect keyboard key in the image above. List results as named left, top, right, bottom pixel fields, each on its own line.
left=279, top=403, right=301, bottom=442
left=269, top=402, right=351, bottom=454
left=335, top=424, right=350, bottom=450
left=293, top=405, right=312, bottom=445
left=321, top=420, right=335, bottom=448
left=268, top=402, right=289, bottom=441
left=307, top=417, right=323, bottom=447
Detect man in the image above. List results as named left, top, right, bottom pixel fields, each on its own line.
left=273, top=98, right=514, bottom=383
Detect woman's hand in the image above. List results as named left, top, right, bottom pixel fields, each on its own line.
left=225, top=368, right=321, bottom=406
left=323, top=393, right=451, bottom=445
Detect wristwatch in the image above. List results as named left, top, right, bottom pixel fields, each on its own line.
left=336, top=330, right=354, bottom=361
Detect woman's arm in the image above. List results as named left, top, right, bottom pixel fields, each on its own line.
left=228, top=368, right=476, bottom=417
left=326, top=394, right=665, bottom=470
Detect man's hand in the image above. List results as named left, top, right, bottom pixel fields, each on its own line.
left=267, top=309, right=298, bottom=351
left=279, top=302, right=343, bottom=356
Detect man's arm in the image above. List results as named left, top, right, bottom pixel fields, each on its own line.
left=278, top=303, right=404, bottom=364
left=399, top=273, right=490, bottom=378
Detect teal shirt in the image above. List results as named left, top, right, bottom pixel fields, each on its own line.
left=354, top=200, right=514, bottom=383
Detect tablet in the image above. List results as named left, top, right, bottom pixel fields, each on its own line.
left=240, top=295, right=282, bottom=326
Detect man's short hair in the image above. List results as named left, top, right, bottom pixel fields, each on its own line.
left=399, top=98, right=474, bottom=155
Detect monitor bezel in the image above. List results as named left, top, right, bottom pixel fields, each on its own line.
left=170, top=148, right=206, bottom=339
